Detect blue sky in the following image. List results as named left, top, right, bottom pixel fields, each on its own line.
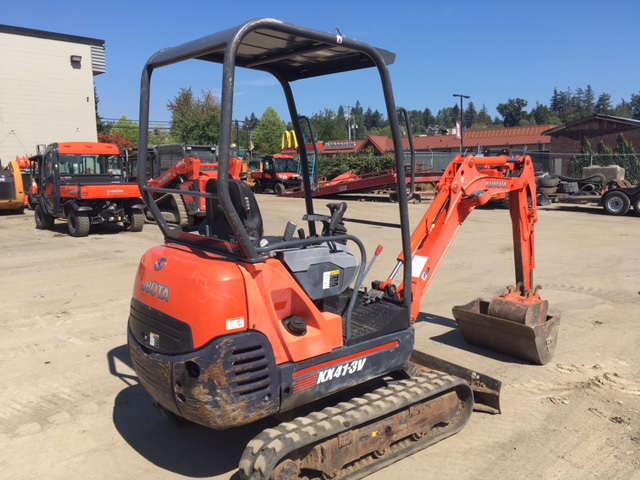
left=5, top=0, right=639, bottom=126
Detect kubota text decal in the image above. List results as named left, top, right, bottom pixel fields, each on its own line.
left=140, top=281, right=170, bottom=302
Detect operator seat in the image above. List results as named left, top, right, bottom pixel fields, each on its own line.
left=200, top=178, right=263, bottom=247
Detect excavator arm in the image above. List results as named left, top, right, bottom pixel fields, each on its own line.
left=377, top=154, right=559, bottom=364
left=393, top=154, right=539, bottom=320
left=147, top=156, right=243, bottom=189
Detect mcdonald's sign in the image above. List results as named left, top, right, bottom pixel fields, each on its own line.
left=281, top=130, right=299, bottom=149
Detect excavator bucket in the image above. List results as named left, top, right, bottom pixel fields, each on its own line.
left=453, top=293, right=561, bottom=365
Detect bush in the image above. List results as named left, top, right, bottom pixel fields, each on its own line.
left=318, top=154, right=396, bottom=179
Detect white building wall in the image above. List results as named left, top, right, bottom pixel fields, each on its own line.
left=0, top=32, right=98, bottom=162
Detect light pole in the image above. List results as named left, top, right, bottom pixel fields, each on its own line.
left=452, top=94, right=470, bottom=154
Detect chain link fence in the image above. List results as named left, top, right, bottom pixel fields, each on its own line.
left=527, top=152, right=640, bottom=184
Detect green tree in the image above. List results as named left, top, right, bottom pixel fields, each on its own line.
left=570, top=137, right=596, bottom=178
left=611, top=99, right=633, bottom=118
left=496, top=98, right=528, bottom=127
left=614, top=134, right=640, bottom=183
left=530, top=102, right=561, bottom=125
left=406, top=109, right=425, bottom=135
left=364, top=107, right=383, bottom=131
left=147, top=127, right=177, bottom=146
left=94, top=84, right=107, bottom=135
left=352, top=101, right=366, bottom=139
left=550, top=88, right=564, bottom=113
left=244, top=112, right=260, bottom=130
left=595, top=93, right=613, bottom=114
left=436, top=106, right=456, bottom=129
left=167, top=88, right=221, bottom=146
left=253, top=107, right=286, bottom=154
left=336, top=106, right=349, bottom=139
left=311, top=108, right=344, bottom=141
left=630, top=93, right=640, bottom=120
left=422, top=108, right=436, bottom=130
left=111, top=115, right=139, bottom=145
left=474, top=104, right=492, bottom=129
left=464, top=101, right=477, bottom=129
left=584, top=85, right=596, bottom=116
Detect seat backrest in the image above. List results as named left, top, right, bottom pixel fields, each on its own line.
left=200, top=178, right=263, bottom=247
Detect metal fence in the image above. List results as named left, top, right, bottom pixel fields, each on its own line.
left=409, top=150, right=553, bottom=174
left=409, top=150, right=640, bottom=184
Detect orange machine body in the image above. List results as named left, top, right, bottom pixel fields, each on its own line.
left=131, top=243, right=343, bottom=364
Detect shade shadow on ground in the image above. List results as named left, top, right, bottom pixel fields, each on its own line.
left=107, top=344, right=271, bottom=478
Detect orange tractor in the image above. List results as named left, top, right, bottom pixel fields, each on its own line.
left=31, top=142, right=145, bottom=237
left=128, top=19, right=560, bottom=479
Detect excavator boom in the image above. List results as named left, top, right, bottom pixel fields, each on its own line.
left=377, top=154, right=559, bottom=364
left=387, top=154, right=538, bottom=319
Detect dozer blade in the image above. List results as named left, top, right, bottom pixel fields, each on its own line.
left=408, top=350, right=501, bottom=414
left=452, top=298, right=561, bottom=365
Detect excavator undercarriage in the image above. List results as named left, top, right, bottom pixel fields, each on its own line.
left=240, top=369, right=472, bottom=480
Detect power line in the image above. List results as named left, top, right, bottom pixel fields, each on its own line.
left=102, top=117, right=171, bottom=127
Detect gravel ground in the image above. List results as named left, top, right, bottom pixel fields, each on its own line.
left=0, top=197, right=638, bottom=480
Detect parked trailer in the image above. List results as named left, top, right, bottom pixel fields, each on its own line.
left=553, top=179, right=640, bottom=216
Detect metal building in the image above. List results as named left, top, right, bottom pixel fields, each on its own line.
left=0, top=25, right=105, bottom=162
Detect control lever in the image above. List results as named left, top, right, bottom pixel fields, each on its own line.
left=326, top=202, right=347, bottom=235
left=363, top=245, right=384, bottom=280
left=283, top=222, right=297, bottom=241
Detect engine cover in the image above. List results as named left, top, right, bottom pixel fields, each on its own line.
left=277, top=244, right=359, bottom=300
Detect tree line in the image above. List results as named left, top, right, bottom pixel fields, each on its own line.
left=97, top=85, right=640, bottom=155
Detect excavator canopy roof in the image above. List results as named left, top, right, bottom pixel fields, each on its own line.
left=145, top=18, right=396, bottom=82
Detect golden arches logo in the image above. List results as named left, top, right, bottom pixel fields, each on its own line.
left=281, top=130, right=299, bottom=149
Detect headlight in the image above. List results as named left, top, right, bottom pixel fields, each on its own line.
left=281, top=175, right=288, bottom=180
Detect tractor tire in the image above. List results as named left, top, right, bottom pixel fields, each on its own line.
left=557, top=181, right=579, bottom=194
left=273, top=182, right=285, bottom=195
left=126, top=210, right=145, bottom=232
left=253, top=181, right=264, bottom=193
left=537, top=175, right=560, bottom=188
left=633, top=195, right=640, bottom=217
left=68, top=210, right=91, bottom=237
left=35, top=204, right=55, bottom=230
left=602, top=190, right=630, bottom=216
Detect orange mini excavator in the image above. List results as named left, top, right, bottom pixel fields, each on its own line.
left=127, top=18, right=560, bottom=480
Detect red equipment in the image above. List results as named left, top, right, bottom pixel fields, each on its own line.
left=147, top=155, right=242, bottom=226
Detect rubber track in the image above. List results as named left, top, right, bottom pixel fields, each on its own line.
left=238, top=369, right=472, bottom=480
left=170, top=193, right=191, bottom=227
